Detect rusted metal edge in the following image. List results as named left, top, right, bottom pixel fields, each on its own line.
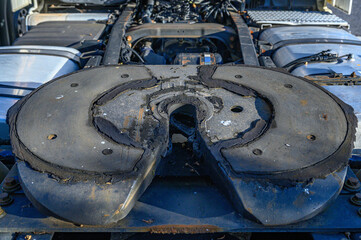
left=103, top=6, right=134, bottom=65
left=230, top=12, right=259, bottom=66
left=148, top=224, right=222, bottom=234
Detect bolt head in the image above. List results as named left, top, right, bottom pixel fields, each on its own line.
left=356, top=193, right=361, bottom=200
left=347, top=177, right=359, bottom=186
left=0, top=192, right=9, bottom=199
left=0, top=192, right=13, bottom=206
left=350, top=193, right=361, bottom=206
left=4, top=177, right=16, bottom=186
left=2, top=177, right=20, bottom=193
left=345, top=177, right=361, bottom=191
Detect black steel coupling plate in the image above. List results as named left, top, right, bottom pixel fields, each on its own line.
left=7, top=65, right=357, bottom=226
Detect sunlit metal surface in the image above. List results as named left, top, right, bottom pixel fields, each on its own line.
left=323, top=85, right=361, bottom=154
left=0, top=46, right=80, bottom=141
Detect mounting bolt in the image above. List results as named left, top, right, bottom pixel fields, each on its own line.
left=0, top=207, right=6, bottom=218
left=350, top=193, right=361, bottom=206
left=2, top=177, right=20, bottom=193
left=344, top=177, right=361, bottom=191
left=0, top=192, right=13, bottom=206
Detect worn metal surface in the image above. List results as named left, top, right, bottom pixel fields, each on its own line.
left=0, top=166, right=361, bottom=233
left=6, top=65, right=356, bottom=226
left=210, top=66, right=349, bottom=174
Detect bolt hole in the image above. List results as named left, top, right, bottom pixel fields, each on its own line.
left=235, top=75, right=243, bottom=79
left=307, top=135, right=316, bottom=141
left=252, top=149, right=262, bottom=155
left=284, top=84, right=293, bottom=88
left=121, top=74, right=129, bottom=78
left=47, top=134, right=57, bottom=140
left=70, top=83, right=79, bottom=87
left=102, top=149, right=113, bottom=155
left=231, top=106, right=244, bottom=113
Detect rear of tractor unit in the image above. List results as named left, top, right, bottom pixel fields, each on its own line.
left=0, top=0, right=360, bottom=239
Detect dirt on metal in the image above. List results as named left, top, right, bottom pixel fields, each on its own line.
left=149, top=224, right=222, bottom=234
